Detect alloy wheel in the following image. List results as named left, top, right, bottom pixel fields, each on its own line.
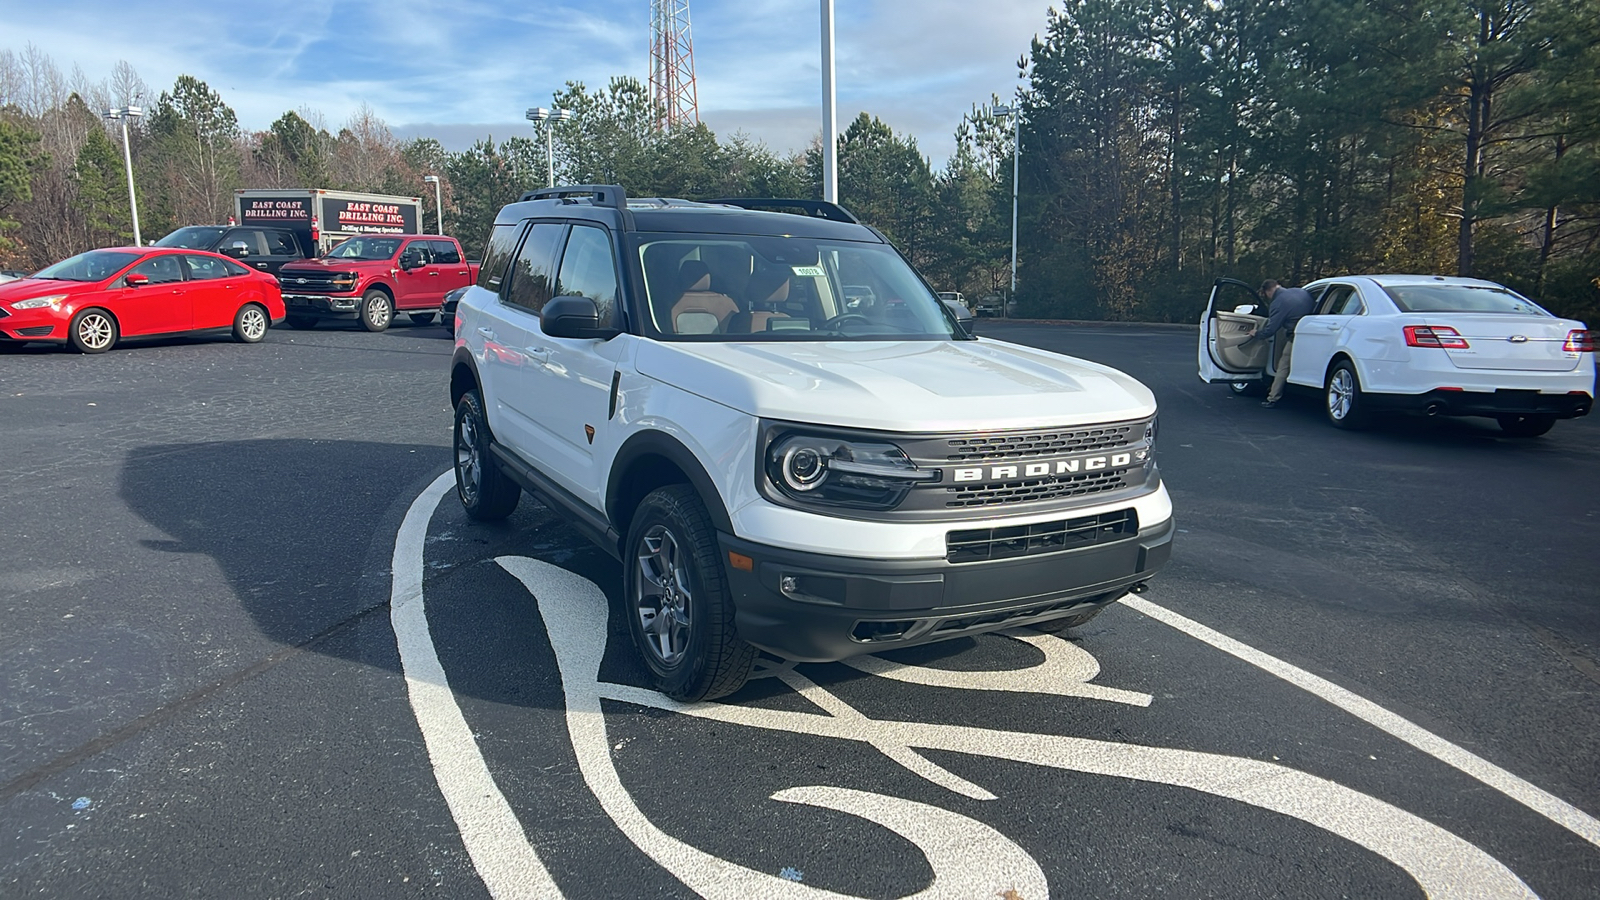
left=77, top=314, right=114, bottom=351
left=1327, top=368, right=1354, bottom=421
left=634, top=525, right=693, bottom=666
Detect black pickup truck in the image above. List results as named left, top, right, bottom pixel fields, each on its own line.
left=153, top=225, right=314, bottom=276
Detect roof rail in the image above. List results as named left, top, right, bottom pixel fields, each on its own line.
left=519, top=184, right=629, bottom=209
left=706, top=197, right=860, bottom=224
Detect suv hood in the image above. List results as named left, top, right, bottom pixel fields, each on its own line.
left=635, top=338, right=1157, bottom=432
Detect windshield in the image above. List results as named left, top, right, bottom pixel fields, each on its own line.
left=636, top=233, right=958, bottom=341
left=154, top=227, right=226, bottom=249
left=33, top=250, right=143, bottom=282
left=1383, top=284, right=1549, bottom=316
left=326, top=237, right=402, bottom=260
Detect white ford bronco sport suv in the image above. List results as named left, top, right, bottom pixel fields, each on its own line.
left=449, top=186, right=1173, bottom=701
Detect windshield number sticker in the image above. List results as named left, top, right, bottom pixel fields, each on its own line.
left=791, top=265, right=825, bottom=277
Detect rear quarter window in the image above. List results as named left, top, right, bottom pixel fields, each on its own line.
left=477, top=224, right=522, bottom=290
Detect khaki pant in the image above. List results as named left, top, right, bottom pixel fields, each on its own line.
left=1267, top=333, right=1294, bottom=403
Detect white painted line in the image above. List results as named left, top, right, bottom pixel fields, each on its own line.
left=1121, top=594, right=1600, bottom=850
left=391, top=473, right=561, bottom=900
left=499, top=555, right=1051, bottom=900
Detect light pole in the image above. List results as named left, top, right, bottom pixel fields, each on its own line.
left=820, top=0, right=838, bottom=204
left=422, top=175, right=443, bottom=235
left=103, top=106, right=143, bottom=246
left=994, top=104, right=1021, bottom=318
left=524, top=107, right=572, bottom=188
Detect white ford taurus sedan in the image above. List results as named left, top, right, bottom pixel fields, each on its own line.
left=1199, top=274, right=1595, bottom=436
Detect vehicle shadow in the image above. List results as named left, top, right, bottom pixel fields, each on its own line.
left=116, top=438, right=627, bottom=710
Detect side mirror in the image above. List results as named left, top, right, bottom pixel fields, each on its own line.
left=541, top=295, right=620, bottom=340
left=226, top=241, right=250, bottom=258
left=399, top=251, right=423, bottom=270
left=1232, top=304, right=1257, bottom=315
left=125, top=273, right=150, bottom=287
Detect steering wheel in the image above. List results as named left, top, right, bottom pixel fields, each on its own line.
left=820, top=313, right=873, bottom=332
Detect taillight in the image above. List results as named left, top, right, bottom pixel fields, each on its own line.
left=1404, top=325, right=1470, bottom=349
left=310, top=216, right=320, bottom=245
left=1564, top=330, right=1594, bottom=352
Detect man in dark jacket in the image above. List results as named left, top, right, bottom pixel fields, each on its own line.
left=1246, top=280, right=1316, bottom=408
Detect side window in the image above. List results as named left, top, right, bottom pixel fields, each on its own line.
left=403, top=241, right=433, bottom=266
left=183, top=254, right=231, bottom=280
left=1317, top=286, right=1354, bottom=315
left=429, top=240, right=462, bottom=265
left=263, top=230, right=298, bottom=256
left=477, top=223, right=522, bottom=289
left=1336, top=291, right=1367, bottom=316
left=220, top=258, right=251, bottom=277
left=129, top=255, right=184, bottom=284
left=553, top=224, right=620, bottom=327
left=502, top=223, right=566, bottom=314
left=222, top=229, right=266, bottom=257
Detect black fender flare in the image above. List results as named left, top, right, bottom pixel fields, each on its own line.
left=449, top=347, right=482, bottom=407
left=607, top=430, right=735, bottom=535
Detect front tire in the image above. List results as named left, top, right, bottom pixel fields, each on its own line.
left=626, top=485, right=756, bottom=701
left=408, top=312, right=436, bottom=326
left=1496, top=413, right=1556, bottom=437
left=1229, top=379, right=1266, bottom=397
left=1325, top=361, right=1369, bottom=429
left=69, top=308, right=118, bottom=354
left=453, top=390, right=521, bottom=521
left=232, top=303, right=269, bottom=343
left=359, top=290, right=394, bottom=332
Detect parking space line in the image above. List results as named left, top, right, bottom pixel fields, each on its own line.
left=391, top=472, right=560, bottom=900
left=1122, top=594, right=1600, bottom=849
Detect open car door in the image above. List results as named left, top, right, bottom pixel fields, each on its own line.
left=1198, top=278, right=1271, bottom=383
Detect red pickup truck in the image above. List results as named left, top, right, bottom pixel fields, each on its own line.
left=276, top=234, right=478, bottom=331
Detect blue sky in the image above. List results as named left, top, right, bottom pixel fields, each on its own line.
left=4, top=0, right=1053, bottom=165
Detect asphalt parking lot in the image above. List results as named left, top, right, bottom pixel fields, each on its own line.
left=2, top=319, right=1596, bottom=898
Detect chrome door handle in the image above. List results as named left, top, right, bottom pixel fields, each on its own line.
left=522, top=347, right=550, bottom=362
left=477, top=327, right=496, bottom=340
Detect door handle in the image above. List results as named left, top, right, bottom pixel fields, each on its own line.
left=522, top=347, right=550, bottom=362
left=1321, top=322, right=1340, bottom=330
left=255, top=263, right=268, bottom=269
left=477, top=327, right=496, bottom=340
left=429, top=271, right=439, bottom=276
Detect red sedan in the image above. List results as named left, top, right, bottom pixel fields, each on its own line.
left=0, top=247, right=286, bottom=353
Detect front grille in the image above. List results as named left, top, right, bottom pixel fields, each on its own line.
left=16, top=325, right=54, bottom=336
left=279, top=273, right=352, bottom=292
left=946, top=468, right=1130, bottom=508
left=945, top=423, right=1140, bottom=462
left=946, top=509, right=1138, bottom=563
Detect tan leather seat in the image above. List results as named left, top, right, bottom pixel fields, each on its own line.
left=670, top=260, right=739, bottom=334
left=726, top=267, right=792, bottom=334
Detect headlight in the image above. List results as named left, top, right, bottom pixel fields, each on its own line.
left=765, top=433, right=937, bottom=510
left=1136, top=416, right=1157, bottom=464
left=10, top=294, right=68, bottom=310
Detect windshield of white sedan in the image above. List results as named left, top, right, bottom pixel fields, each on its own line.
left=326, top=237, right=401, bottom=260
left=636, top=233, right=956, bottom=340
left=1383, top=284, right=1547, bottom=315
left=32, top=250, right=142, bottom=282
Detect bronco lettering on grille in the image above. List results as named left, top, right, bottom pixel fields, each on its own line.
left=951, top=452, right=1134, bottom=482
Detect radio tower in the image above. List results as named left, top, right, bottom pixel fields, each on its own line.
left=649, top=0, right=699, bottom=130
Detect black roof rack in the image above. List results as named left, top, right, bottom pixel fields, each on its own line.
left=706, top=197, right=860, bottom=224
left=519, top=184, right=629, bottom=209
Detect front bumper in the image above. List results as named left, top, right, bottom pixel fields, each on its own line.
left=719, top=517, right=1174, bottom=662
left=1365, top=388, right=1593, bottom=419
left=281, top=292, right=362, bottom=319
